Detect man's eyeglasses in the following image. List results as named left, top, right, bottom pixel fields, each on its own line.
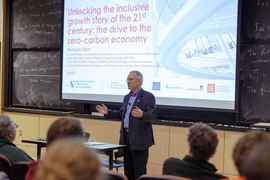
left=13, top=122, right=19, bottom=128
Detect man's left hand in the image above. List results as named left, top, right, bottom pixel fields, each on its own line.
left=131, top=106, right=143, bottom=118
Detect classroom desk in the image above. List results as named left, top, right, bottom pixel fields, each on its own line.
left=21, top=139, right=126, bottom=170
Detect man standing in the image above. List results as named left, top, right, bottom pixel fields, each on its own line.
left=96, top=70, right=157, bottom=180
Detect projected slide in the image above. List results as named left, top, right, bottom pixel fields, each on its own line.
left=62, top=0, right=239, bottom=110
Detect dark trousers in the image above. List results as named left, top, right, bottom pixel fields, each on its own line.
left=123, top=130, right=149, bottom=180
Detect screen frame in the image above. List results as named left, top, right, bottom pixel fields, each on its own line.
left=60, top=0, right=241, bottom=123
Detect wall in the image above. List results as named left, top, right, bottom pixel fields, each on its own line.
left=0, top=0, right=2, bottom=37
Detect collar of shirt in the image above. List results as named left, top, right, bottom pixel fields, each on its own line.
left=130, top=88, right=142, bottom=97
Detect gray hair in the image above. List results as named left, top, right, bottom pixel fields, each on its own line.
left=0, top=115, right=17, bottom=138
left=130, top=70, right=143, bottom=84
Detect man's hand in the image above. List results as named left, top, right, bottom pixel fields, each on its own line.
left=95, top=104, right=108, bottom=115
left=131, top=106, right=143, bottom=118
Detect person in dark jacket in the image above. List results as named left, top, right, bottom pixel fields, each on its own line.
left=96, top=70, right=157, bottom=180
left=0, top=115, right=33, bottom=164
left=162, top=122, right=227, bottom=180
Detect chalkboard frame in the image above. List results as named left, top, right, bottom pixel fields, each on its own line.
left=236, top=0, right=270, bottom=123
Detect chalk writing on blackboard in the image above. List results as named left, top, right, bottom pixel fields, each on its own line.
left=241, top=0, right=270, bottom=43
left=12, top=0, right=62, bottom=48
left=13, top=51, right=71, bottom=108
left=240, top=44, right=270, bottom=122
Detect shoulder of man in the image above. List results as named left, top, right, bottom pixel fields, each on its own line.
left=140, top=89, right=155, bottom=97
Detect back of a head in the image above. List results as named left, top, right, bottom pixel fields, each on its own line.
left=241, top=140, right=270, bottom=180
left=0, top=115, right=17, bottom=139
left=187, top=122, right=218, bottom=161
left=34, top=138, right=101, bottom=180
left=232, top=130, right=270, bottom=175
left=46, top=116, right=84, bottom=145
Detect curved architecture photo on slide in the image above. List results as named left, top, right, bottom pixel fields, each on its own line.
left=153, top=0, right=237, bottom=80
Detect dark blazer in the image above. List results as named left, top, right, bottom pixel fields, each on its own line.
left=0, top=138, right=33, bottom=164
left=163, top=156, right=227, bottom=180
left=106, top=88, right=157, bottom=150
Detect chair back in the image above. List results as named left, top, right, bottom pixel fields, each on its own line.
left=0, top=154, right=12, bottom=178
left=10, top=161, right=30, bottom=180
left=83, top=132, right=90, bottom=142
left=114, top=149, right=123, bottom=159
left=101, top=170, right=128, bottom=180
left=101, top=149, right=124, bottom=171
left=137, top=174, right=192, bottom=180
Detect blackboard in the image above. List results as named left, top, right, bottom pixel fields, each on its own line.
left=12, top=0, right=62, bottom=48
left=7, top=0, right=74, bottom=111
left=241, top=0, right=270, bottom=43
left=12, top=51, right=72, bottom=108
left=239, top=0, right=270, bottom=122
left=240, top=44, right=270, bottom=122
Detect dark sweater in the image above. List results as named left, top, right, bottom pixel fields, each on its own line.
left=163, top=155, right=227, bottom=180
left=0, top=138, right=33, bottom=164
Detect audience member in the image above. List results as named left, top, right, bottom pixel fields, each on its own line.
left=0, top=115, right=33, bottom=163
left=45, top=116, right=84, bottom=146
left=25, top=116, right=85, bottom=180
left=34, top=138, right=100, bottom=180
left=232, top=130, right=270, bottom=175
left=162, top=122, right=226, bottom=180
left=219, top=130, right=270, bottom=180
left=241, top=140, right=270, bottom=180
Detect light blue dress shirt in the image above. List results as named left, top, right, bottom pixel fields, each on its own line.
left=123, top=88, right=141, bottom=128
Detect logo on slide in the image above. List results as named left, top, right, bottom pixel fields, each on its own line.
left=207, top=84, right=215, bottom=93
left=152, top=82, right=161, bottom=90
